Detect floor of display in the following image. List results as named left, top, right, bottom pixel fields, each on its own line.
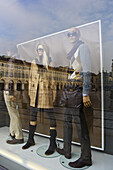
left=0, top=127, right=113, bottom=170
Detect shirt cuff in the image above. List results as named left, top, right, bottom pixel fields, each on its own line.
left=83, top=94, right=88, bottom=97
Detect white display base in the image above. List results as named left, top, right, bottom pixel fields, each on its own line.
left=1, top=126, right=113, bottom=170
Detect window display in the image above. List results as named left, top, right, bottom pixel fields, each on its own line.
left=17, top=20, right=103, bottom=150
left=0, top=20, right=103, bottom=169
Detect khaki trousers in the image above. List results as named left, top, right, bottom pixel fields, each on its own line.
left=4, top=91, right=23, bottom=139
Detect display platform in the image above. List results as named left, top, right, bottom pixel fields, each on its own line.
left=36, top=145, right=60, bottom=158
left=1, top=127, right=113, bottom=170
left=0, top=165, right=7, bottom=170
left=59, top=152, right=90, bottom=170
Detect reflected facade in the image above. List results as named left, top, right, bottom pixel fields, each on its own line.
left=0, top=54, right=102, bottom=148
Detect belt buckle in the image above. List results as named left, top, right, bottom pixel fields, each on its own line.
left=69, top=89, right=73, bottom=92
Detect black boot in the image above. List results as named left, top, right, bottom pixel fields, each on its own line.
left=45, top=129, right=57, bottom=155
left=22, top=124, right=36, bottom=149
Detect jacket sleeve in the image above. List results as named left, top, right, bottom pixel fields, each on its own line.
left=82, top=72, right=91, bottom=96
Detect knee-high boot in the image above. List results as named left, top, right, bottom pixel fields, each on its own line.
left=22, top=124, right=36, bottom=149
left=45, top=128, right=57, bottom=155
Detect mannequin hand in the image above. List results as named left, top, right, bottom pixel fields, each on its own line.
left=83, top=96, right=91, bottom=108
left=9, top=96, right=16, bottom=102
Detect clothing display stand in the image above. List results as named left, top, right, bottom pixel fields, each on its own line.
left=36, top=145, right=60, bottom=158
left=59, top=152, right=89, bottom=170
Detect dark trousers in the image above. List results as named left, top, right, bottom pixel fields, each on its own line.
left=63, top=105, right=91, bottom=160
left=30, top=106, right=56, bottom=127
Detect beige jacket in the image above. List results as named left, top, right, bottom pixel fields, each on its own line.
left=29, top=60, right=54, bottom=108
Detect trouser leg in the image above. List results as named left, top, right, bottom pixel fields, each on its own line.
left=9, top=103, right=23, bottom=139
left=80, top=107, right=91, bottom=160
left=9, top=120, right=15, bottom=136
left=56, top=108, right=72, bottom=159
left=4, top=91, right=23, bottom=139
left=12, top=110, right=23, bottom=139
left=45, top=108, right=56, bottom=128
left=73, top=106, right=91, bottom=160
left=63, top=108, right=72, bottom=155
left=4, top=91, right=15, bottom=136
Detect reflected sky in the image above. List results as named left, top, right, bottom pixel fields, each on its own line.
left=0, top=0, right=113, bottom=72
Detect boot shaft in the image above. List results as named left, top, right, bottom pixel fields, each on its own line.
left=28, top=124, right=37, bottom=142
left=50, top=129, right=57, bottom=138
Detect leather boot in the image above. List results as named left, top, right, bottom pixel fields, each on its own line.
left=56, top=148, right=71, bottom=159
left=45, top=129, right=57, bottom=155
left=22, top=124, right=36, bottom=149
left=7, top=138, right=24, bottom=144
left=69, top=157, right=92, bottom=168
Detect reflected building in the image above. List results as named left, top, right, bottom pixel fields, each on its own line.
left=0, top=55, right=104, bottom=148
left=103, top=59, right=113, bottom=110
left=0, top=55, right=83, bottom=97
left=0, top=56, right=30, bottom=91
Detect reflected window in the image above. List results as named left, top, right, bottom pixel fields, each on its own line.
left=5, top=72, right=8, bottom=77
left=0, top=79, right=5, bottom=90
left=17, top=73, right=21, bottom=78
left=10, top=72, right=13, bottom=77
left=61, top=83, right=63, bottom=90
left=0, top=71, right=4, bottom=77
left=17, top=80, right=22, bottom=91
left=22, top=73, right=24, bottom=78
left=24, top=81, right=28, bottom=90
left=56, top=83, right=59, bottom=90
left=26, top=74, right=28, bottom=78
left=14, top=72, right=17, bottom=77
left=9, top=80, right=14, bottom=90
